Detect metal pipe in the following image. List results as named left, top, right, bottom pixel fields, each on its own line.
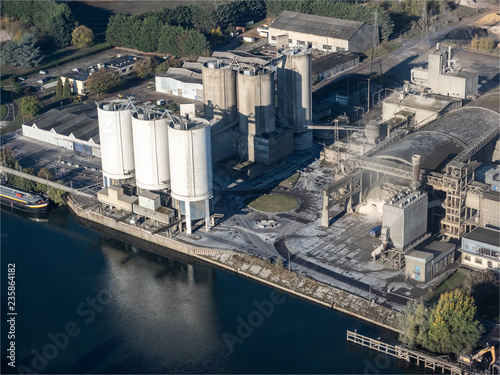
left=412, top=154, right=421, bottom=189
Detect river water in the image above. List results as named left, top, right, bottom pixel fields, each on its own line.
left=1, top=206, right=421, bottom=374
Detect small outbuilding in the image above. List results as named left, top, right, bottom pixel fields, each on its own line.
left=405, top=241, right=456, bottom=282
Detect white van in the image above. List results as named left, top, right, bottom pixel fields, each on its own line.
left=156, top=99, right=166, bottom=106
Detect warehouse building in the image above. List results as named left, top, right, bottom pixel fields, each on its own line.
left=155, top=67, right=204, bottom=101
left=405, top=241, right=456, bottom=282
left=22, top=103, right=101, bottom=157
left=268, top=11, right=376, bottom=53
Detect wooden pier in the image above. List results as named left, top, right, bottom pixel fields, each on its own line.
left=347, top=330, right=470, bottom=375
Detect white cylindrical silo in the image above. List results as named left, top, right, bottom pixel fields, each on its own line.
left=98, top=101, right=135, bottom=187
left=237, top=67, right=276, bottom=137
left=202, top=60, right=237, bottom=125
left=277, top=49, right=313, bottom=150
left=132, top=111, right=170, bottom=191
left=168, top=118, right=212, bottom=234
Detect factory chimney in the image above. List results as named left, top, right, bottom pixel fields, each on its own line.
left=412, top=154, right=421, bottom=189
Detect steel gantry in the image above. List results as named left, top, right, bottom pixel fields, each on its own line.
left=322, top=170, right=362, bottom=227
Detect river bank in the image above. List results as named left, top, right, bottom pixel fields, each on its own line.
left=68, top=196, right=402, bottom=332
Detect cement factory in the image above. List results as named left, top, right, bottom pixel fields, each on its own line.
left=89, top=40, right=500, bottom=283
left=18, top=25, right=499, bottom=290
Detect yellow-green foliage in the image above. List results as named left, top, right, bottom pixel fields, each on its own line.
left=426, top=289, right=483, bottom=354
left=471, top=37, right=496, bottom=52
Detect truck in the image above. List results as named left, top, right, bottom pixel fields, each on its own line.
left=369, top=226, right=382, bottom=237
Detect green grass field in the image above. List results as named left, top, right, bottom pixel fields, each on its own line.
left=247, top=193, right=300, bottom=213
left=422, top=270, right=467, bottom=302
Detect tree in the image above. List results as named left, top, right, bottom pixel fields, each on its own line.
left=56, top=76, right=63, bottom=96
left=86, top=69, right=122, bottom=96
left=399, top=300, right=430, bottom=348
left=0, top=40, right=20, bottom=66
left=426, top=289, right=483, bottom=355
left=134, top=57, right=158, bottom=79
left=0, top=146, right=18, bottom=168
left=21, top=95, right=41, bottom=117
left=47, top=183, right=66, bottom=205
left=71, top=25, right=94, bottom=48
left=36, top=167, right=54, bottom=193
left=17, top=32, right=44, bottom=68
left=63, top=77, right=71, bottom=98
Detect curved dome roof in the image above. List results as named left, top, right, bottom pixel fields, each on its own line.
left=374, top=107, right=499, bottom=171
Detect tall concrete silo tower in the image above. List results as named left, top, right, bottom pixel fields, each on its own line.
left=131, top=111, right=170, bottom=191
left=237, top=67, right=276, bottom=161
left=277, top=48, right=313, bottom=150
left=202, top=60, right=237, bottom=125
left=97, top=101, right=135, bottom=187
left=168, top=118, right=213, bottom=234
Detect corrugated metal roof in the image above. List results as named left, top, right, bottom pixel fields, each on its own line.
left=270, top=11, right=364, bottom=40
left=312, top=51, right=359, bottom=75
left=375, top=107, right=500, bottom=171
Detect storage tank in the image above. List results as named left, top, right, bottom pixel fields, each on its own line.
left=237, top=67, right=276, bottom=137
left=97, top=101, right=135, bottom=187
left=202, top=60, right=237, bottom=124
left=131, top=111, right=170, bottom=191
left=168, top=117, right=212, bottom=234
left=277, top=48, right=312, bottom=150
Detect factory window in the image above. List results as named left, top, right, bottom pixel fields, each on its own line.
left=271, top=36, right=276, bottom=41
left=475, top=258, right=483, bottom=265
left=323, top=45, right=332, bottom=50
left=464, top=255, right=471, bottom=261
left=288, top=39, right=292, bottom=44
left=415, top=265, right=420, bottom=281
left=488, top=261, right=493, bottom=268
left=338, top=47, right=345, bottom=52
left=297, top=40, right=306, bottom=45
left=121, top=69, right=126, bottom=73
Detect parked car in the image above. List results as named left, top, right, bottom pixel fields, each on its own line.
left=39, top=70, right=48, bottom=75
left=156, top=99, right=166, bottom=106
left=37, top=78, right=48, bottom=84
left=17, top=76, right=26, bottom=81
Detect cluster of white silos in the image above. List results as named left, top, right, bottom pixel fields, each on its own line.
left=277, top=48, right=313, bottom=150
left=97, top=101, right=135, bottom=188
left=98, top=100, right=213, bottom=234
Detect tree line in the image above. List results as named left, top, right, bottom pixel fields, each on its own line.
left=400, top=288, right=483, bottom=356
left=1, top=0, right=76, bottom=50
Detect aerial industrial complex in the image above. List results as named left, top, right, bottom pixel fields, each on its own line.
left=9, top=8, right=500, bottom=329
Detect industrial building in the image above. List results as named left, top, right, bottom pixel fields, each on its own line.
left=321, top=91, right=499, bottom=272
left=411, top=45, right=478, bottom=99
left=268, top=11, right=377, bottom=53
left=405, top=241, right=456, bottom=282
left=22, top=103, right=101, bottom=157
left=61, top=55, right=141, bottom=95
left=460, top=227, right=500, bottom=272
left=155, top=65, right=204, bottom=101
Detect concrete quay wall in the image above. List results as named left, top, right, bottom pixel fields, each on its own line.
left=68, top=198, right=401, bottom=333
